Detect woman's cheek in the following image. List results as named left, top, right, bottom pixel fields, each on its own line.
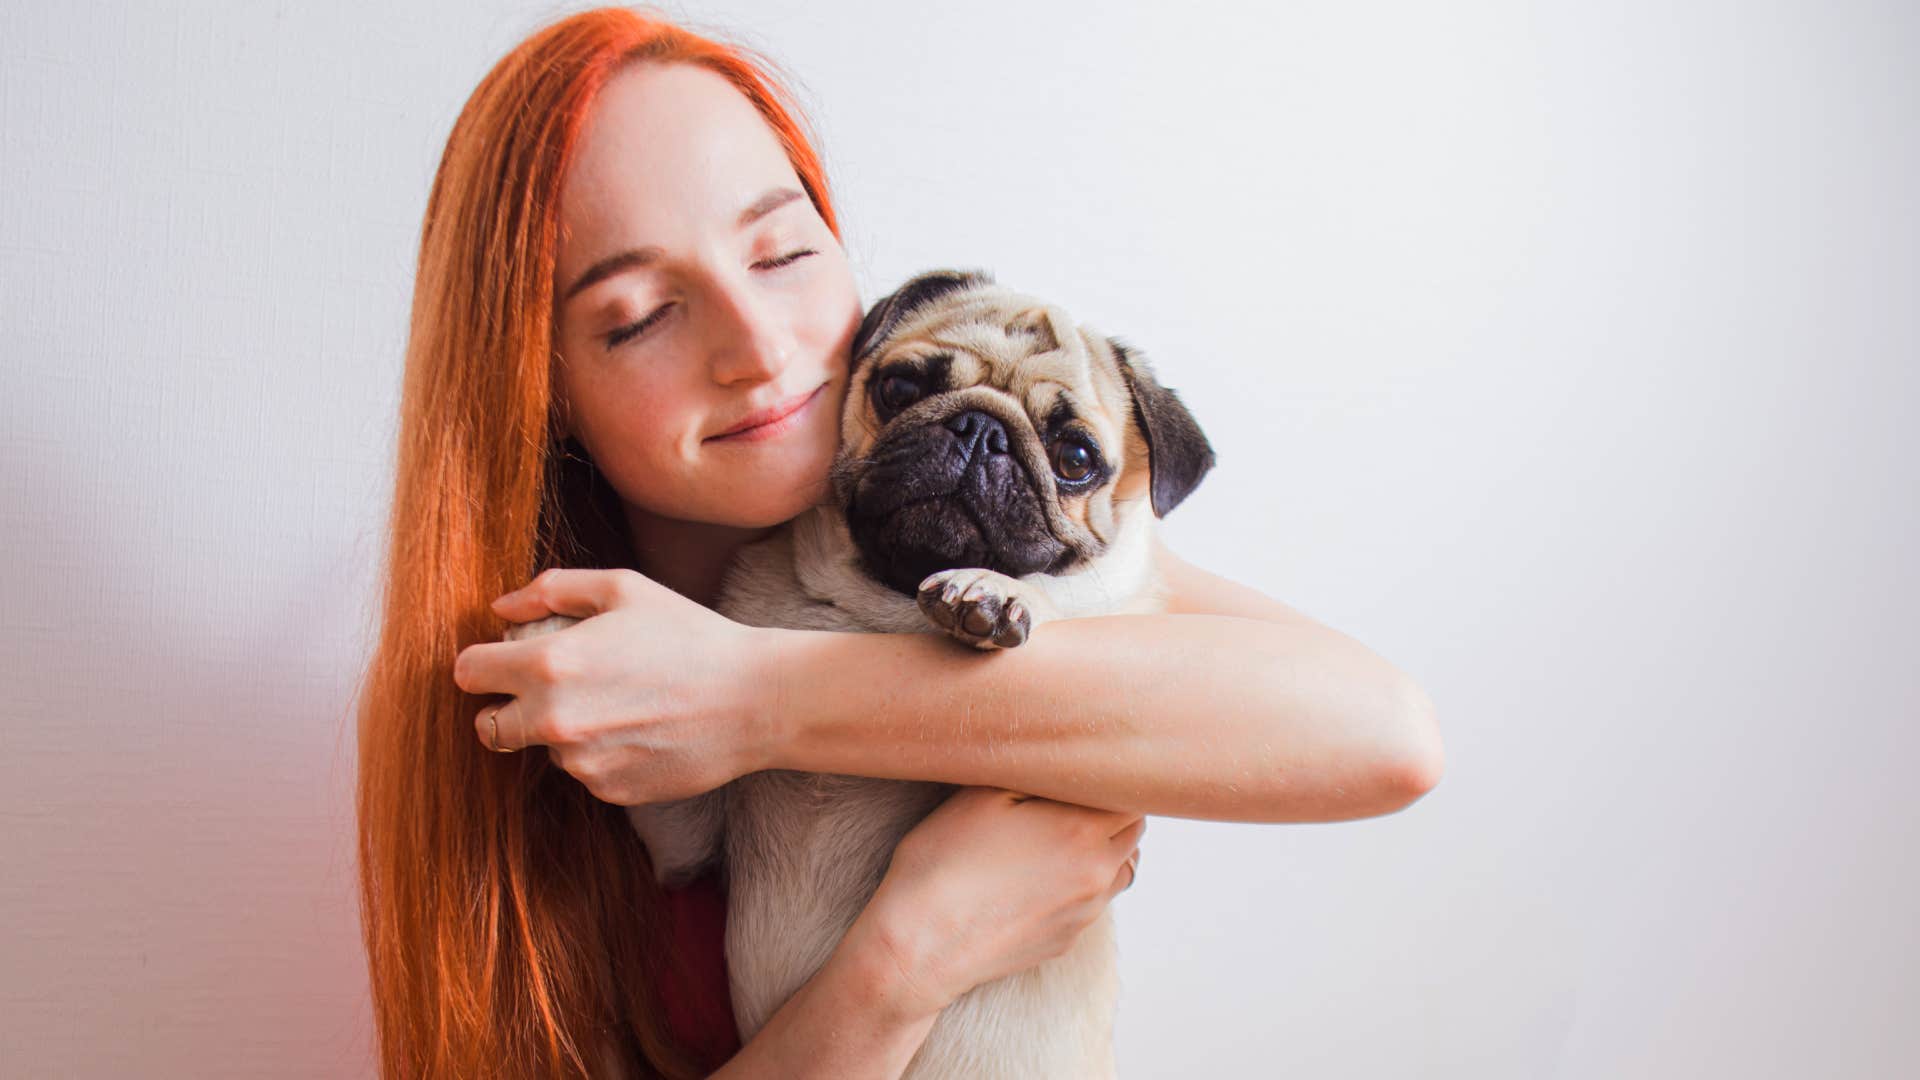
left=627, top=404, right=688, bottom=467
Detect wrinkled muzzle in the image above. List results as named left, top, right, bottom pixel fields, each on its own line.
left=844, top=408, right=1070, bottom=595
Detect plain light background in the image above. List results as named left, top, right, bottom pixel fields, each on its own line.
left=3, top=0, right=1914, bottom=1075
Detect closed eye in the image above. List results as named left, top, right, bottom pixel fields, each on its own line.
left=604, top=249, right=819, bottom=349
left=605, top=303, right=673, bottom=348
left=755, top=248, right=818, bottom=271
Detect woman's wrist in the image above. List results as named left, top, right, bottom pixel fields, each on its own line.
left=745, top=625, right=802, bottom=774
left=751, top=626, right=926, bottom=778
left=750, top=626, right=877, bottom=777
left=836, top=898, right=954, bottom=1027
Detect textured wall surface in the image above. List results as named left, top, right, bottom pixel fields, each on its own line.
left=3, top=1, right=1915, bottom=1076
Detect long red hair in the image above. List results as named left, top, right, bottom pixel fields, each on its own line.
left=354, top=8, right=841, bottom=1077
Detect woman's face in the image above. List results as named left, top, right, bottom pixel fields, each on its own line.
left=550, top=61, right=863, bottom=531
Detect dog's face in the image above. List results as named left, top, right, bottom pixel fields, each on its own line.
left=830, top=270, right=1215, bottom=596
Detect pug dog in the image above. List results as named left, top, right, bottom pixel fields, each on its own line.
left=510, top=269, right=1213, bottom=1078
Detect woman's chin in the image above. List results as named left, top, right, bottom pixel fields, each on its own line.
left=715, top=469, right=832, bottom=529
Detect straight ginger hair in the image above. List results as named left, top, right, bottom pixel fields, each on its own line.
left=354, top=8, right=841, bottom=1078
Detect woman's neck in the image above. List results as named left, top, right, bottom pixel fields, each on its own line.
left=621, top=503, right=777, bottom=610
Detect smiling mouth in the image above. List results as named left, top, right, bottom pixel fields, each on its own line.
left=706, top=382, right=826, bottom=441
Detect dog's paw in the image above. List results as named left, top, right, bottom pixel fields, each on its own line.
left=916, top=568, right=1035, bottom=650
left=502, top=613, right=581, bottom=642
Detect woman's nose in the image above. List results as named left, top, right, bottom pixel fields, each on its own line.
left=705, top=276, right=794, bottom=386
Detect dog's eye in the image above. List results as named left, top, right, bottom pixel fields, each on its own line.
left=1051, top=439, right=1096, bottom=483
left=877, top=374, right=923, bottom=416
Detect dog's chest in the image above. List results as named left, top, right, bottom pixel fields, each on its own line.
left=718, top=771, right=953, bottom=1040
left=707, top=506, right=1139, bottom=1069
left=725, top=770, right=952, bottom=896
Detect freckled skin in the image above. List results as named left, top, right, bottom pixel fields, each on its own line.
left=547, top=62, right=866, bottom=535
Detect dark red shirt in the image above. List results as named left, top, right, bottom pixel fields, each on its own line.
left=657, top=872, right=742, bottom=1070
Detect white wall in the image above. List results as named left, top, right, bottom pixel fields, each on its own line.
left=3, top=1, right=1914, bottom=1075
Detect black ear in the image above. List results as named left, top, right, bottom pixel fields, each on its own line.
left=851, top=269, right=995, bottom=364
left=1108, top=337, right=1215, bottom=517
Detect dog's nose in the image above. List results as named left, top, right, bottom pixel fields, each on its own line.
left=943, top=410, right=1010, bottom=459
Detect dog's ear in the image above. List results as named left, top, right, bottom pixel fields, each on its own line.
left=1107, top=336, right=1215, bottom=517
left=852, top=269, right=995, bottom=364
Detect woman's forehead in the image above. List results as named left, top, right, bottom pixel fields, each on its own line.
left=557, top=62, right=800, bottom=253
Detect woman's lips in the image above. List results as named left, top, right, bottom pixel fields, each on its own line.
left=707, top=382, right=827, bottom=443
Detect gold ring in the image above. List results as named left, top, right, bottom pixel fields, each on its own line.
left=488, top=705, right=516, bottom=753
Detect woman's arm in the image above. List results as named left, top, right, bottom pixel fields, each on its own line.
left=467, top=554, right=1442, bottom=820
left=709, top=916, right=937, bottom=1080
left=759, top=536, right=1442, bottom=823
left=703, top=785, right=1141, bottom=1078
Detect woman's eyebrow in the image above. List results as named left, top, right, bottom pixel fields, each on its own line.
left=563, top=246, right=663, bottom=304
left=738, top=186, right=804, bottom=228
left=561, top=186, right=807, bottom=305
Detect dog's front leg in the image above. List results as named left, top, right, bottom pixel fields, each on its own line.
left=626, top=791, right=727, bottom=887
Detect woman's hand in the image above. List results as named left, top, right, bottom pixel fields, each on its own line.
left=451, top=568, right=780, bottom=805
left=844, top=786, right=1145, bottom=1022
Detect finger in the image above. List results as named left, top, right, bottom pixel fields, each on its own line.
left=1106, top=849, right=1140, bottom=899
left=503, top=697, right=539, bottom=750
left=473, top=697, right=537, bottom=753
left=954, top=786, right=1028, bottom=807
left=453, top=639, right=518, bottom=696
left=492, top=568, right=636, bottom=623
left=1019, top=794, right=1140, bottom=834
left=491, top=567, right=624, bottom=622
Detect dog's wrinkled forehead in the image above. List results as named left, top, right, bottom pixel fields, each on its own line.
left=838, top=267, right=1216, bottom=526
left=847, top=270, right=1127, bottom=429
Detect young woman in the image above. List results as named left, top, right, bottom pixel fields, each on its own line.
left=357, top=7, right=1443, bottom=1078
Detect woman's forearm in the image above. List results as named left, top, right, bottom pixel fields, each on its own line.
left=758, top=611, right=1441, bottom=824
left=710, top=916, right=939, bottom=1079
